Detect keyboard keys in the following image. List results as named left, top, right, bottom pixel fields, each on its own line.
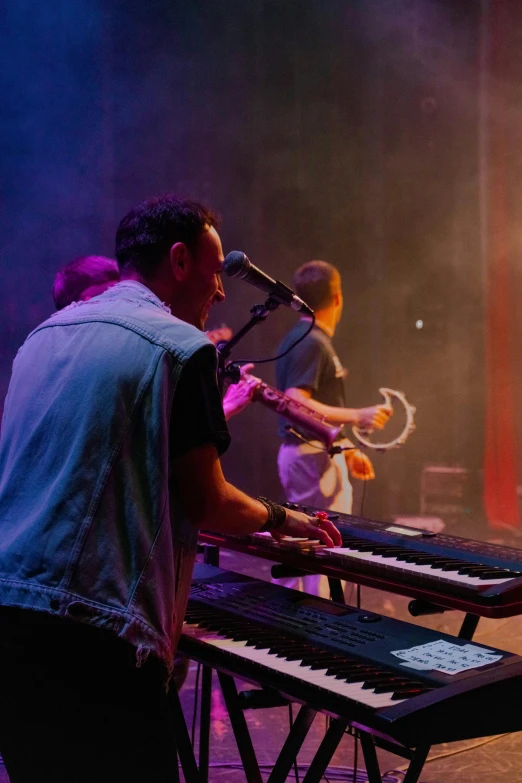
left=181, top=602, right=429, bottom=712
left=318, top=548, right=515, bottom=587
left=184, top=630, right=405, bottom=709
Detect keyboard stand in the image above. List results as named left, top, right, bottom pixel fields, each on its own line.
left=409, top=600, right=481, bottom=641
left=214, top=670, right=433, bottom=783
left=327, top=576, right=345, bottom=603
left=458, top=612, right=480, bottom=640
left=168, top=684, right=203, bottom=783
left=218, top=671, right=317, bottom=783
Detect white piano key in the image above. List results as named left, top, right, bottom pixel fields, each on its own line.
left=183, top=626, right=403, bottom=709
left=316, top=548, right=514, bottom=587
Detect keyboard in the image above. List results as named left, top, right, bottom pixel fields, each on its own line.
left=199, top=506, right=522, bottom=617
left=181, top=565, right=522, bottom=746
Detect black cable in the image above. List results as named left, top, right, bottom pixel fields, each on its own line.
left=328, top=444, right=358, bottom=455
left=285, top=427, right=358, bottom=459
left=228, top=315, right=316, bottom=368
left=284, top=427, right=330, bottom=452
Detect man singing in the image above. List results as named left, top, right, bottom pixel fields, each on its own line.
left=0, top=196, right=341, bottom=782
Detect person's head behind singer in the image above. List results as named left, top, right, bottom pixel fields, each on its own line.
left=116, top=194, right=225, bottom=330
left=52, top=256, right=120, bottom=310
left=293, top=260, right=343, bottom=329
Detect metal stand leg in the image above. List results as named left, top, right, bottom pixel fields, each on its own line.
left=301, top=718, right=347, bottom=783
left=169, top=684, right=202, bottom=783
left=359, top=732, right=383, bottom=783
left=328, top=577, right=345, bottom=604
left=218, top=673, right=263, bottom=783
left=402, top=745, right=431, bottom=783
left=198, top=666, right=212, bottom=783
left=203, top=544, right=220, bottom=567
left=267, top=706, right=317, bottom=783
left=458, top=612, right=480, bottom=640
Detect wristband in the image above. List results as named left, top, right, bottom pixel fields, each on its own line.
left=256, top=496, right=287, bottom=532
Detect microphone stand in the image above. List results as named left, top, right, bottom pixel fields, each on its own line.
left=216, top=295, right=282, bottom=391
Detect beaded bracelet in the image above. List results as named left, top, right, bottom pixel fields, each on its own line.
left=256, top=496, right=287, bottom=532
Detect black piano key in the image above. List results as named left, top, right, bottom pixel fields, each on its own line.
left=472, top=568, right=511, bottom=576
left=285, top=650, right=315, bottom=661
left=421, top=557, right=453, bottom=565
left=479, top=570, right=516, bottom=580
left=403, top=555, right=441, bottom=564
left=325, top=662, right=363, bottom=672
left=391, top=687, right=432, bottom=700
left=298, top=654, right=333, bottom=666
left=457, top=565, right=495, bottom=575
left=253, top=638, right=285, bottom=649
left=308, top=658, right=346, bottom=670
left=330, top=661, right=373, bottom=671
left=361, top=676, right=401, bottom=690
left=373, top=680, right=414, bottom=694
left=340, top=670, right=383, bottom=683
left=273, top=646, right=311, bottom=658
left=324, top=663, right=361, bottom=676
left=268, top=642, right=310, bottom=653
left=330, top=667, right=372, bottom=679
left=439, top=562, right=472, bottom=571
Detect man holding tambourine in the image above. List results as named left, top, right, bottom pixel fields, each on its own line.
left=276, top=260, right=392, bottom=514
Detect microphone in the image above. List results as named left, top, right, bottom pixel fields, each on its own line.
left=223, top=251, right=314, bottom=316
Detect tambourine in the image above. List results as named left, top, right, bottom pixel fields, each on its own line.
left=352, top=387, right=416, bottom=452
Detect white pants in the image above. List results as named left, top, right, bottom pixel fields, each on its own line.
left=277, top=440, right=353, bottom=513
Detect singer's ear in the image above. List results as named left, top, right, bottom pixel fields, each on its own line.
left=170, top=242, right=191, bottom=281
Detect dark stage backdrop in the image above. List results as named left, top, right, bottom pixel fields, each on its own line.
left=2, top=0, right=520, bottom=529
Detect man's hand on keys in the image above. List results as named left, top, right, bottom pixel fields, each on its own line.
left=272, top=508, right=342, bottom=548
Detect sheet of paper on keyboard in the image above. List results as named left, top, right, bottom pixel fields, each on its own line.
left=391, top=639, right=503, bottom=675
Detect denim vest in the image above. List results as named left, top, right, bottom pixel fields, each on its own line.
left=0, top=281, right=212, bottom=671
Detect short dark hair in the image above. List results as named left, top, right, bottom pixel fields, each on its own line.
left=52, top=256, right=120, bottom=310
left=293, top=260, right=340, bottom=311
left=115, top=194, right=219, bottom=278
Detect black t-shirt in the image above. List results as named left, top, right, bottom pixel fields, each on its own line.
left=276, top=321, right=347, bottom=442
left=170, top=344, right=231, bottom=458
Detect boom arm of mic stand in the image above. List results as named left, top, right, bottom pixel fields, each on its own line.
left=216, top=296, right=282, bottom=392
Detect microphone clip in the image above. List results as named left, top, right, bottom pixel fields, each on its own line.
left=217, top=295, right=284, bottom=365
left=216, top=294, right=284, bottom=390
